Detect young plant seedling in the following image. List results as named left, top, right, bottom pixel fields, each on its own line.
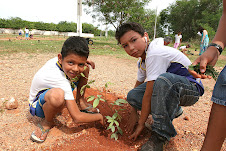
left=79, top=73, right=128, bottom=140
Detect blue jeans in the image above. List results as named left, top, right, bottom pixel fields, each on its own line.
left=127, top=73, right=200, bottom=140
left=211, top=65, right=226, bottom=106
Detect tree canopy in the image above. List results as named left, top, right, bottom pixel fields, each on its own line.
left=83, top=0, right=151, bottom=29
left=159, top=0, right=223, bottom=41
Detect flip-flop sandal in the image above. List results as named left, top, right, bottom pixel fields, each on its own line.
left=30, top=123, right=50, bottom=143
left=80, top=105, right=100, bottom=114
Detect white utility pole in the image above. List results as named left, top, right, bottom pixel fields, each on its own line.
left=105, top=24, right=108, bottom=37
left=77, top=0, right=82, bottom=36
left=153, top=6, right=158, bottom=39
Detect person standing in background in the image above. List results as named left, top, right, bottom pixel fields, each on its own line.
left=198, top=26, right=209, bottom=55
left=25, top=27, right=29, bottom=40
left=174, top=31, right=182, bottom=49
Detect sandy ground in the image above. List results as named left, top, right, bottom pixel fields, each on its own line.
left=0, top=52, right=225, bottom=150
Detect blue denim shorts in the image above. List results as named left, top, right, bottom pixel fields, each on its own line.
left=211, top=65, right=226, bottom=106
left=35, top=89, right=50, bottom=118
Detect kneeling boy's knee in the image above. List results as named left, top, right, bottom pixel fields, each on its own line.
left=127, top=90, right=136, bottom=103
left=49, top=88, right=65, bottom=107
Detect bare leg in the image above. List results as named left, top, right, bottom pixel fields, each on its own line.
left=34, top=88, right=65, bottom=140
left=201, top=103, right=226, bottom=151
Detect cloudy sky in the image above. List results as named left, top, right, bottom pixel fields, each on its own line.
left=0, top=0, right=175, bottom=30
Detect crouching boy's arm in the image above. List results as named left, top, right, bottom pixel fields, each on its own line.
left=134, top=80, right=144, bottom=88
left=66, top=99, right=104, bottom=125
left=129, top=81, right=154, bottom=140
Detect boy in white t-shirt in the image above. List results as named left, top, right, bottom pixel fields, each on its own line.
left=29, top=36, right=104, bottom=143
left=149, top=36, right=172, bottom=47
left=174, top=31, right=182, bottom=49
left=115, top=22, right=204, bottom=151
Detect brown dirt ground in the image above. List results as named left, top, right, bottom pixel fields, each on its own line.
left=0, top=50, right=225, bottom=150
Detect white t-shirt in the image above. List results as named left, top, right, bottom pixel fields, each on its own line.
left=137, top=44, right=191, bottom=82
left=149, top=38, right=164, bottom=47
left=29, top=57, right=75, bottom=107
left=175, top=34, right=182, bottom=43
left=179, top=46, right=186, bottom=50
left=25, top=28, right=29, bottom=34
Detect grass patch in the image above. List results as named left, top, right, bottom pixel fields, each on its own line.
left=0, top=34, right=225, bottom=67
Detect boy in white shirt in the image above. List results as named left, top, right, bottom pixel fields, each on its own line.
left=115, top=22, right=204, bottom=151
left=29, top=36, right=103, bottom=143
left=150, top=36, right=172, bottom=47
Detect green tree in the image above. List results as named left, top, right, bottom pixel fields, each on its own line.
left=0, top=18, right=8, bottom=28
left=82, top=23, right=95, bottom=33
left=159, top=0, right=222, bottom=41
left=9, top=17, right=25, bottom=29
left=83, top=0, right=151, bottom=29
left=127, top=9, right=162, bottom=38
left=57, top=21, right=77, bottom=32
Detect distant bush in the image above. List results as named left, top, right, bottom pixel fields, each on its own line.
left=0, top=17, right=114, bottom=36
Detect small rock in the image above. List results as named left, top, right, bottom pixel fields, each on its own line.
left=5, top=97, right=18, bottom=110
left=183, top=116, right=189, bottom=121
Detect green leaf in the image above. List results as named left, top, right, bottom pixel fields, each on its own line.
left=114, top=120, right=119, bottom=126
left=113, top=99, right=128, bottom=106
left=83, top=66, right=87, bottom=71
left=87, top=96, right=95, bottom=102
left=105, top=116, right=112, bottom=120
left=109, top=122, right=114, bottom=127
left=107, top=119, right=114, bottom=123
left=111, top=133, right=118, bottom=140
left=117, top=127, right=123, bottom=135
left=93, top=98, right=100, bottom=108
left=80, top=85, right=86, bottom=95
left=88, top=80, right=95, bottom=84
left=105, top=83, right=108, bottom=88
left=111, top=125, right=115, bottom=132
left=116, top=99, right=128, bottom=104
left=112, top=113, right=118, bottom=119
left=104, top=82, right=113, bottom=88
left=80, top=73, right=85, bottom=77
left=100, top=98, right=106, bottom=102
left=97, top=95, right=102, bottom=98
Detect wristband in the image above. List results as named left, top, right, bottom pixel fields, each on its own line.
left=207, top=43, right=223, bottom=54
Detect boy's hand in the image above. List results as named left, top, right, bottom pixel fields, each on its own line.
left=193, top=46, right=219, bottom=74
left=86, top=60, right=95, bottom=69
left=188, top=69, right=210, bottom=79
left=125, top=107, right=138, bottom=134
left=190, top=46, right=220, bottom=80
left=128, top=123, right=145, bottom=141
left=98, top=113, right=105, bottom=126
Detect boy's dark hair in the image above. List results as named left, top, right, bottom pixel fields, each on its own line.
left=115, top=22, right=145, bottom=44
left=61, top=36, right=89, bottom=59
